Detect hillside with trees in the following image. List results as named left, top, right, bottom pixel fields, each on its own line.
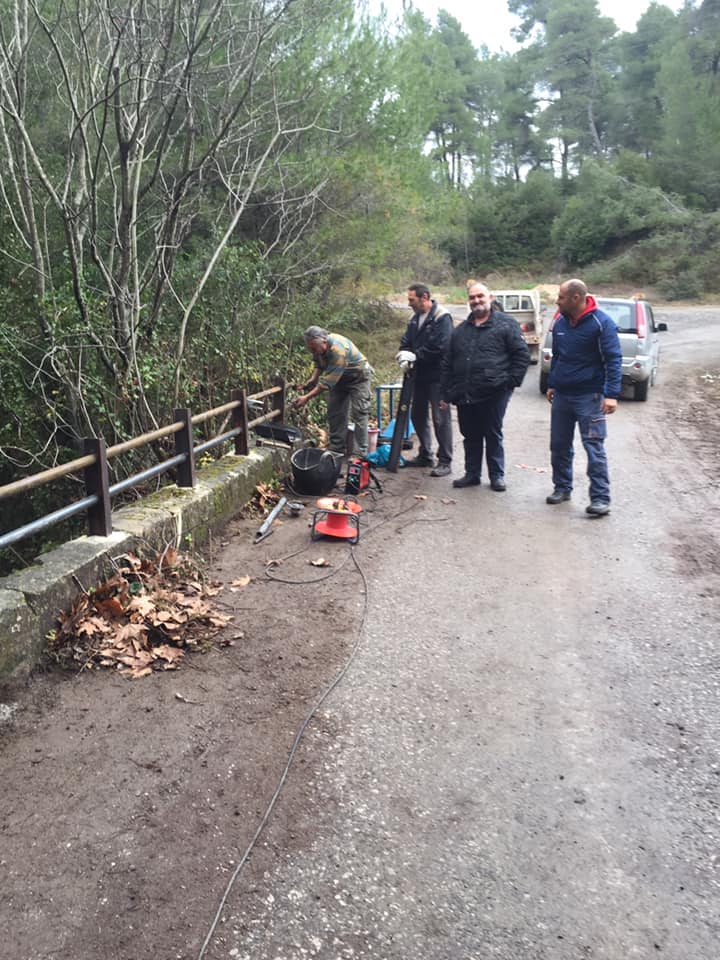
left=0, top=0, right=718, bottom=561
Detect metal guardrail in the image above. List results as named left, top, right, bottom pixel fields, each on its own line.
left=0, top=381, right=287, bottom=551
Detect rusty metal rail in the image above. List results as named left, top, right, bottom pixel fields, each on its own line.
left=0, top=381, right=287, bottom=551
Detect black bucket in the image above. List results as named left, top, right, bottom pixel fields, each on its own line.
left=290, top=447, right=342, bottom=496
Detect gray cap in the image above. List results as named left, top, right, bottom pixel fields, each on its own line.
left=303, top=325, right=329, bottom=342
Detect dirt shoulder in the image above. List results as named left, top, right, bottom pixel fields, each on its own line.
left=0, top=473, right=427, bottom=960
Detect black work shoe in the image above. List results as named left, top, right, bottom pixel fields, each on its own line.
left=546, top=489, right=571, bottom=504
left=430, top=463, right=451, bottom=477
left=586, top=501, right=610, bottom=516
left=453, top=475, right=481, bottom=488
left=407, top=454, right=434, bottom=467
left=490, top=478, right=506, bottom=492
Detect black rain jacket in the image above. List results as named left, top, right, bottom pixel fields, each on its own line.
left=400, top=300, right=453, bottom=384
left=441, top=307, right=530, bottom=404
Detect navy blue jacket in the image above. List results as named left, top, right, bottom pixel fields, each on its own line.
left=549, top=296, right=623, bottom=398
left=400, top=300, right=453, bottom=384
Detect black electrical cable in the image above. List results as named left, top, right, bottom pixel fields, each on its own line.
left=196, top=492, right=444, bottom=958
left=264, top=542, right=354, bottom=584
left=196, top=547, right=370, bottom=960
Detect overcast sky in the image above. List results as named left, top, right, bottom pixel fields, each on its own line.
left=368, top=0, right=685, bottom=51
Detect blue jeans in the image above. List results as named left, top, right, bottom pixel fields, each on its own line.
left=550, top=392, right=610, bottom=503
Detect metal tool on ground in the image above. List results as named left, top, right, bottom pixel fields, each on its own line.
left=253, top=496, right=288, bottom=544
left=387, top=364, right=415, bottom=473
left=286, top=501, right=304, bottom=517
left=311, top=497, right=362, bottom=544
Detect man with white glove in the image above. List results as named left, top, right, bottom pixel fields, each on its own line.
left=396, top=349, right=416, bottom=371
left=398, top=284, right=453, bottom=475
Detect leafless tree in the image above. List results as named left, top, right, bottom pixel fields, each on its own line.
left=0, top=0, right=345, bottom=453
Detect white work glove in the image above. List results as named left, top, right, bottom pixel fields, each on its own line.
left=396, top=349, right=416, bottom=371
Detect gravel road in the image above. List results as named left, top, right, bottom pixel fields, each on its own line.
left=1, top=305, right=718, bottom=960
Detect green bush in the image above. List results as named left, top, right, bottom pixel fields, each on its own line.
left=550, top=161, right=690, bottom=267
left=657, top=270, right=703, bottom=301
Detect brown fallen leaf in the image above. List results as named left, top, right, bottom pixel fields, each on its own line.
left=116, top=650, right=154, bottom=668
left=175, top=594, right=203, bottom=608
left=128, top=666, right=153, bottom=680
left=208, top=615, right=232, bottom=627
left=161, top=546, right=179, bottom=568
left=440, top=497, right=457, bottom=505
left=309, top=557, right=330, bottom=567
left=77, top=616, right=112, bottom=637
left=230, top=576, right=252, bottom=588
left=127, top=596, right=156, bottom=618
left=153, top=644, right=185, bottom=663
left=414, top=494, right=428, bottom=500
left=95, top=596, right=125, bottom=619
left=116, top=622, right=149, bottom=643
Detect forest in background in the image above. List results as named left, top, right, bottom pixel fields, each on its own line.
left=0, top=0, right=718, bottom=564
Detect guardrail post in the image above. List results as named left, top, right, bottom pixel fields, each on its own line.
left=173, top=408, right=196, bottom=487
left=231, top=389, right=249, bottom=455
left=83, top=437, right=112, bottom=536
left=273, top=377, right=286, bottom=421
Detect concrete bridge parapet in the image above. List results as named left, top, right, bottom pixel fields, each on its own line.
left=0, top=445, right=290, bottom=680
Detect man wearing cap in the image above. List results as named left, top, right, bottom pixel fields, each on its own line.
left=293, top=327, right=372, bottom=457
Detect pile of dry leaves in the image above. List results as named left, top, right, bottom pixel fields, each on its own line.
left=240, top=480, right=283, bottom=519
left=49, top=549, right=233, bottom=679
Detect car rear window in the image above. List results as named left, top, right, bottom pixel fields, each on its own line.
left=598, top=301, right=637, bottom=334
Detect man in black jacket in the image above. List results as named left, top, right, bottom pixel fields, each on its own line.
left=398, top=283, right=453, bottom=476
left=441, top=282, right=530, bottom=490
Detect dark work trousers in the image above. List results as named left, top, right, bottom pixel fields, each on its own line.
left=327, top=370, right=372, bottom=456
left=456, top=389, right=512, bottom=481
left=411, top=377, right=453, bottom=465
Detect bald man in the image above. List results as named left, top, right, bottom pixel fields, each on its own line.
left=545, top=279, right=622, bottom=516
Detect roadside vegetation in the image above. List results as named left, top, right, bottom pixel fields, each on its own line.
left=1, top=0, right=719, bottom=571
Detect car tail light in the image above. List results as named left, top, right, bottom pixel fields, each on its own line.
left=636, top=302, right=647, bottom=340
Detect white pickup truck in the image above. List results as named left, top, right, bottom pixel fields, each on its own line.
left=493, top=289, right=544, bottom=364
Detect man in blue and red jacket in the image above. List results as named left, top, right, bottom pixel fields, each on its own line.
left=546, top=279, right=622, bottom=517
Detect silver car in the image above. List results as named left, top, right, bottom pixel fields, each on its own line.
left=539, top=296, right=668, bottom=401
